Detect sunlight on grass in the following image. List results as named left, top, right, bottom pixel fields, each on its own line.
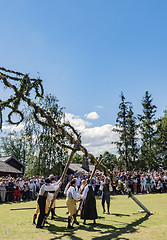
left=0, top=194, right=167, bottom=240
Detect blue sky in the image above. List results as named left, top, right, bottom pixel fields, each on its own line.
left=0, top=0, right=167, bottom=156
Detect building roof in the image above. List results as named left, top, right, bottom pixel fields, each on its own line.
left=0, top=156, right=11, bottom=162
left=69, top=163, right=88, bottom=173
left=0, top=161, right=21, bottom=174
left=68, top=163, right=101, bottom=174
left=0, top=156, right=24, bottom=167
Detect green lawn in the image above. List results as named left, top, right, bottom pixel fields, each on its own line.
left=0, top=194, right=167, bottom=240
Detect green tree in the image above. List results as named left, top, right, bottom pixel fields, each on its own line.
left=112, top=92, right=131, bottom=169
left=0, top=94, right=68, bottom=176
left=126, top=105, right=139, bottom=169
left=72, top=153, right=83, bottom=163
left=102, top=151, right=117, bottom=171
left=155, top=110, right=167, bottom=168
left=138, top=91, right=157, bottom=169
left=0, top=131, right=26, bottom=174
left=113, top=93, right=139, bottom=170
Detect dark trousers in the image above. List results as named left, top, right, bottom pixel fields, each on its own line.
left=8, top=191, right=14, bottom=202
left=101, top=193, right=110, bottom=212
left=36, top=195, right=47, bottom=227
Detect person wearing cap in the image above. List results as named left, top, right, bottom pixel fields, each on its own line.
left=36, top=178, right=60, bottom=229
left=33, top=180, right=53, bottom=225
left=66, top=178, right=81, bottom=229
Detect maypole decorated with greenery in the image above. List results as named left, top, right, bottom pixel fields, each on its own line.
left=0, top=67, right=152, bottom=215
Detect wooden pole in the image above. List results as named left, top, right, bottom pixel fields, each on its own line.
left=131, top=195, right=153, bottom=215
left=93, top=158, right=153, bottom=215
left=10, top=206, right=67, bottom=211
left=42, top=137, right=81, bottom=226
left=0, top=70, right=153, bottom=217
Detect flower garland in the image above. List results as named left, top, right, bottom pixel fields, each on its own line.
left=0, top=67, right=44, bottom=126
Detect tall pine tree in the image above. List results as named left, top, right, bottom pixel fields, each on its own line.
left=113, top=92, right=138, bottom=169
left=155, top=110, right=167, bottom=168
left=138, top=91, right=157, bottom=169
left=126, top=105, right=139, bottom=169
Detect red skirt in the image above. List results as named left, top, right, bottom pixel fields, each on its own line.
left=14, top=188, right=21, bottom=198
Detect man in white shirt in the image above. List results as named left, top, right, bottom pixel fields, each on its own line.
left=66, top=179, right=81, bottom=229
left=36, top=178, right=60, bottom=229
left=49, top=174, right=60, bottom=219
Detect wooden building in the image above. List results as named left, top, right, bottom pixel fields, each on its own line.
left=0, top=156, right=24, bottom=177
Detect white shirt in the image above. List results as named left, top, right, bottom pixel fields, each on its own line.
left=81, top=184, right=92, bottom=200
left=47, top=192, right=54, bottom=201
left=64, top=182, right=70, bottom=195
left=39, top=184, right=59, bottom=196
left=19, top=181, right=24, bottom=189
left=51, top=181, right=59, bottom=188
left=67, top=186, right=80, bottom=201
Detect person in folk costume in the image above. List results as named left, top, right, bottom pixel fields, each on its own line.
left=33, top=186, right=53, bottom=225
left=48, top=174, right=60, bottom=219
left=80, top=179, right=98, bottom=225
left=100, top=176, right=112, bottom=214
left=79, top=179, right=86, bottom=193
left=66, top=178, right=81, bottom=229
left=36, top=178, right=60, bottom=229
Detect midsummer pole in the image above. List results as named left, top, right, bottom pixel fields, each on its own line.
left=0, top=67, right=153, bottom=216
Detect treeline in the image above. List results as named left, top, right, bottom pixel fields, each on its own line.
left=0, top=91, right=167, bottom=175
left=112, top=91, right=167, bottom=170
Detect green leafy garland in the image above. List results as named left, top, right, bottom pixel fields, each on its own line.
left=0, top=67, right=44, bottom=127
left=0, top=67, right=79, bottom=149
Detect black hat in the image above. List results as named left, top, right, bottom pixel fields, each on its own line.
left=45, top=178, right=51, bottom=184
left=70, top=179, right=76, bottom=185
left=49, top=174, right=55, bottom=181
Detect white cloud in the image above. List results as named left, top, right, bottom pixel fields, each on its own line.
left=2, top=125, right=11, bottom=131
left=2, top=113, right=119, bottom=157
left=64, top=113, right=91, bottom=131
left=96, top=105, right=104, bottom=109
left=85, top=112, right=99, bottom=120
left=64, top=113, right=119, bottom=156
left=2, top=123, right=24, bottom=132
left=81, top=124, right=119, bottom=156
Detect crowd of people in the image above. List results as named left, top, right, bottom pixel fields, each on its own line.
left=0, top=169, right=167, bottom=229
left=0, top=169, right=167, bottom=204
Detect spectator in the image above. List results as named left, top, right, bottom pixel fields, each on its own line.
left=0, top=178, right=6, bottom=202
left=14, top=179, right=21, bottom=201
left=19, top=178, right=24, bottom=201
left=23, top=182, right=29, bottom=200
left=132, top=175, right=137, bottom=195
left=146, top=174, right=151, bottom=193
left=140, top=174, right=146, bottom=193
left=150, top=175, right=156, bottom=193
left=7, top=178, right=15, bottom=202
left=163, top=172, right=167, bottom=192
left=156, top=180, right=163, bottom=193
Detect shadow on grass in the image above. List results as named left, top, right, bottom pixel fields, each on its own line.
left=45, top=213, right=150, bottom=240
left=92, top=214, right=150, bottom=240
left=110, top=212, right=130, bottom=217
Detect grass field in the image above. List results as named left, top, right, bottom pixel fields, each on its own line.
left=0, top=193, right=167, bottom=240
